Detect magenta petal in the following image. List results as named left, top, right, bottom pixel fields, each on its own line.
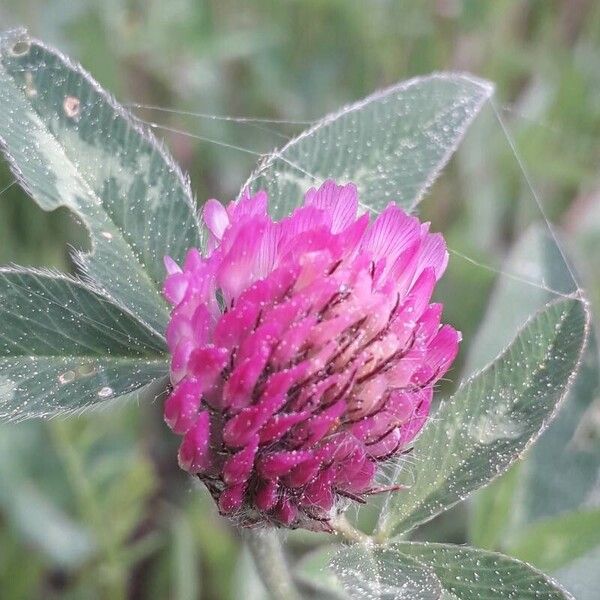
left=183, top=247, right=203, bottom=271
left=301, top=466, right=336, bottom=512
left=417, top=303, right=443, bottom=342
left=164, top=255, right=182, bottom=276
left=279, top=205, right=331, bottom=246
left=170, top=339, right=195, bottom=384
left=190, top=304, right=214, bottom=346
left=178, top=411, right=211, bottom=473
left=403, top=267, right=437, bottom=319
left=213, top=295, right=262, bottom=350
left=274, top=496, right=298, bottom=526
left=398, top=387, right=433, bottom=446
left=290, top=399, right=346, bottom=446
left=284, top=455, right=322, bottom=488
left=187, top=345, right=229, bottom=376
left=413, top=325, right=461, bottom=385
left=218, top=483, right=246, bottom=514
left=222, top=406, right=262, bottom=448
left=164, top=378, right=202, bottom=434
left=259, top=411, right=309, bottom=444
left=223, top=435, right=259, bottom=485
left=271, top=315, right=317, bottom=368
left=258, top=450, right=312, bottom=479
left=218, top=219, right=280, bottom=300
left=338, top=455, right=376, bottom=494
left=365, top=427, right=401, bottom=459
left=228, top=189, right=268, bottom=221
left=255, top=479, right=279, bottom=511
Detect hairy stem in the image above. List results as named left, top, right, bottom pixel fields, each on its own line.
left=244, top=529, right=302, bottom=600
left=330, top=514, right=374, bottom=545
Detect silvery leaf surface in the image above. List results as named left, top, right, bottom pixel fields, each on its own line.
left=0, top=268, right=168, bottom=420
left=376, top=297, right=589, bottom=537
left=242, top=73, right=493, bottom=218
left=0, top=28, right=202, bottom=336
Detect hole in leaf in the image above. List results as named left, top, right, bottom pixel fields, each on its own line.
left=0, top=171, right=91, bottom=271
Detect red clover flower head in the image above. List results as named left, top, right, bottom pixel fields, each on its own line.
left=162, top=180, right=460, bottom=530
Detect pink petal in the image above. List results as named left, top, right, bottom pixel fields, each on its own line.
left=223, top=435, right=259, bottom=485
left=170, top=339, right=195, bottom=385
left=289, top=399, right=346, bottom=446
left=257, top=450, right=312, bottom=479
left=259, top=411, right=310, bottom=444
left=203, top=199, right=230, bottom=242
left=301, top=465, right=336, bottom=512
left=255, top=479, right=279, bottom=511
left=178, top=411, right=211, bottom=473
left=217, top=218, right=280, bottom=300
left=284, top=455, right=322, bottom=488
left=163, top=271, right=189, bottom=305
left=218, top=483, right=246, bottom=514
left=361, top=204, right=421, bottom=265
left=164, top=255, right=182, bottom=276
left=304, top=180, right=358, bottom=233
left=186, top=345, right=228, bottom=394
left=274, top=496, right=298, bottom=526
left=413, top=325, right=461, bottom=385
left=416, top=231, right=449, bottom=280
left=228, top=189, right=268, bottom=221
left=365, top=427, right=401, bottom=459
left=398, top=387, right=433, bottom=446
left=164, top=378, right=202, bottom=434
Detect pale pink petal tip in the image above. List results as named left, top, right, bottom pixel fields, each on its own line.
left=162, top=179, right=459, bottom=530
left=203, top=198, right=230, bottom=241
left=163, top=255, right=181, bottom=275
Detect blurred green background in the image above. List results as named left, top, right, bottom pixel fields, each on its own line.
left=1, top=1, right=599, bottom=598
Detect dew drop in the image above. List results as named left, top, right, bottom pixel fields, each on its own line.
left=98, top=386, right=113, bottom=398
left=58, top=370, right=76, bottom=384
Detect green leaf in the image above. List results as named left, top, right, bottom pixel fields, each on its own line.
left=0, top=268, right=168, bottom=420
left=297, top=544, right=442, bottom=600
left=469, top=462, right=522, bottom=551
left=468, top=226, right=600, bottom=549
left=376, top=297, right=589, bottom=537
left=297, top=543, right=573, bottom=600
left=395, top=542, right=574, bottom=600
left=507, top=508, right=600, bottom=572
left=0, top=28, right=202, bottom=335
left=242, top=73, right=493, bottom=218
left=296, top=545, right=345, bottom=599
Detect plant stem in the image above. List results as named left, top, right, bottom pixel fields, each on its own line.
left=244, top=529, right=302, bottom=600
left=330, top=514, right=374, bottom=545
